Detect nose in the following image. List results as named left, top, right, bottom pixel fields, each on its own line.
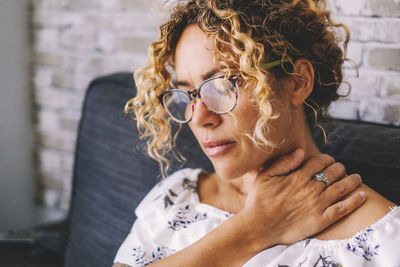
left=190, top=98, right=221, bottom=128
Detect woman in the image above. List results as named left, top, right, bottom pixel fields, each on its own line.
left=114, top=0, right=399, bottom=266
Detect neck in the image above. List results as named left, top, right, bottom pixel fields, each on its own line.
left=226, top=107, right=321, bottom=196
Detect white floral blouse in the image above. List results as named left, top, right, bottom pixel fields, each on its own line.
left=114, top=168, right=400, bottom=267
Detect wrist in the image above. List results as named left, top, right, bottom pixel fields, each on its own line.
left=235, top=207, right=279, bottom=252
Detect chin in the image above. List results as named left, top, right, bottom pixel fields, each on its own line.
left=211, top=159, right=254, bottom=180
left=210, top=150, right=276, bottom=180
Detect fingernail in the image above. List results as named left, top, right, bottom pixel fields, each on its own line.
left=356, top=174, right=362, bottom=182
left=359, top=191, right=366, bottom=199
left=293, top=149, right=303, bottom=158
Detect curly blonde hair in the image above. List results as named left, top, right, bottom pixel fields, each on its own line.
left=125, top=0, right=350, bottom=176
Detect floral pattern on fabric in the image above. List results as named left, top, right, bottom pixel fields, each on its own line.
left=163, top=189, right=178, bottom=208
left=132, top=246, right=174, bottom=266
left=347, top=227, right=380, bottom=261
left=182, top=177, right=197, bottom=192
left=113, top=169, right=400, bottom=267
left=312, top=255, right=342, bottom=267
left=168, top=204, right=207, bottom=231
left=278, top=257, right=308, bottom=267
left=278, top=255, right=341, bottom=267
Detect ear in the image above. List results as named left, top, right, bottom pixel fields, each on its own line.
left=290, top=58, right=314, bottom=107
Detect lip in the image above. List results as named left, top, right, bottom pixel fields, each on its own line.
left=202, top=140, right=236, bottom=157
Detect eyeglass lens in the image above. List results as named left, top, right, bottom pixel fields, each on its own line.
left=162, top=77, right=237, bottom=123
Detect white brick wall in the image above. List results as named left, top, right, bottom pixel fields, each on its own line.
left=329, top=0, right=400, bottom=125
left=29, top=0, right=400, bottom=210
left=30, top=0, right=166, bottom=209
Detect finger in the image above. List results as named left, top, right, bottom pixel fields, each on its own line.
left=320, top=174, right=362, bottom=205
left=297, top=154, right=335, bottom=180
left=260, top=148, right=305, bottom=177
left=311, top=162, right=346, bottom=190
left=320, top=190, right=366, bottom=228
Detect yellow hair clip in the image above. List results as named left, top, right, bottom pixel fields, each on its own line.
left=261, top=57, right=292, bottom=70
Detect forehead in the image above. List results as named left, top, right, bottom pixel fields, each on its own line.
left=173, top=24, right=218, bottom=83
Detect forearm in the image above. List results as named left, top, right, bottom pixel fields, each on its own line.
left=148, top=212, right=269, bottom=267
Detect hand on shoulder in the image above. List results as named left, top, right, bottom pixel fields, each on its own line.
left=314, top=183, right=396, bottom=240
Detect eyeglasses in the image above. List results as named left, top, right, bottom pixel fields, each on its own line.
left=159, top=59, right=290, bottom=124
left=159, top=75, right=239, bottom=123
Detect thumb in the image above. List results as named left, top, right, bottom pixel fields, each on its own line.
left=260, top=149, right=305, bottom=177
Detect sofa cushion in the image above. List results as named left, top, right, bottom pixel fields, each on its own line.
left=319, top=120, right=400, bottom=204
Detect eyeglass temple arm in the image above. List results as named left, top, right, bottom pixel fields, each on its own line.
left=261, top=57, right=292, bottom=70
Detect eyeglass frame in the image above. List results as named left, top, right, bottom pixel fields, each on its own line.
left=159, top=58, right=291, bottom=124
left=158, top=75, right=239, bottom=123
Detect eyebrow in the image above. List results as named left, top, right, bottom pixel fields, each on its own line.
left=175, top=68, right=220, bottom=88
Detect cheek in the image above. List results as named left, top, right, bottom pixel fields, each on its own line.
left=235, top=89, right=292, bottom=146
left=230, top=99, right=259, bottom=138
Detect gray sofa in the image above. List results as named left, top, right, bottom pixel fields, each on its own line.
left=4, top=72, right=398, bottom=267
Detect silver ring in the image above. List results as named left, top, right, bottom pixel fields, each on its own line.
left=312, top=171, right=330, bottom=187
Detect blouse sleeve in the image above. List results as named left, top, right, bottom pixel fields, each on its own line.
left=113, top=217, right=175, bottom=266
left=113, top=168, right=203, bottom=266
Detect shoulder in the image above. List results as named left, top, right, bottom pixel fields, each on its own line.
left=314, top=184, right=397, bottom=240
left=112, top=263, right=132, bottom=267
left=135, top=168, right=204, bottom=217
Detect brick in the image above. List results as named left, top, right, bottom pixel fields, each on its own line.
left=98, top=0, right=147, bottom=11
left=328, top=0, right=367, bottom=16
left=62, top=55, right=91, bottom=72
left=34, top=88, right=84, bottom=110
left=60, top=173, right=73, bottom=210
left=29, top=0, right=61, bottom=11
left=367, top=47, right=400, bottom=71
left=345, top=42, right=363, bottom=66
left=32, top=28, right=59, bottom=50
left=337, top=17, right=400, bottom=44
left=59, top=0, right=99, bottom=10
left=32, top=11, right=83, bottom=30
left=328, top=99, right=360, bottom=120
left=39, top=148, right=74, bottom=171
left=35, top=89, right=69, bottom=109
left=51, top=72, right=92, bottom=90
left=62, top=55, right=105, bottom=74
left=115, top=0, right=165, bottom=10
left=359, top=98, right=385, bottom=123
left=33, top=68, right=54, bottom=88
left=83, top=14, right=117, bottom=32
left=33, top=51, right=63, bottom=67
left=37, top=110, right=59, bottom=132
left=364, top=0, right=400, bottom=17
left=124, top=54, right=150, bottom=71
left=344, top=69, right=380, bottom=97
left=97, top=0, right=121, bottom=10
left=84, top=12, right=164, bottom=34
left=97, top=32, right=117, bottom=53
left=39, top=169, right=70, bottom=190
left=59, top=29, right=97, bottom=51
left=379, top=74, right=400, bottom=97
left=60, top=117, right=79, bottom=132
left=329, top=0, right=400, bottom=18
left=359, top=98, right=400, bottom=125
left=42, top=188, right=62, bottom=207
left=121, top=36, right=154, bottom=53
left=60, top=193, right=71, bottom=211
left=89, top=56, right=139, bottom=74
left=96, top=0, right=169, bottom=18
left=384, top=104, right=400, bottom=125
left=37, top=130, right=77, bottom=152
